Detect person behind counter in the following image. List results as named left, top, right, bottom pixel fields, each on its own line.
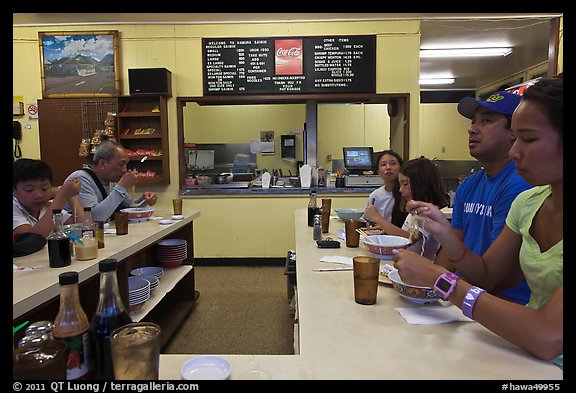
left=363, top=150, right=407, bottom=228
left=435, top=90, right=532, bottom=305
left=393, top=74, right=563, bottom=361
left=63, top=139, right=158, bottom=222
left=13, top=158, right=84, bottom=237
left=365, top=157, right=448, bottom=260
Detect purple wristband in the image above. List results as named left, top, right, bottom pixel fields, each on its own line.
left=461, top=286, right=486, bottom=320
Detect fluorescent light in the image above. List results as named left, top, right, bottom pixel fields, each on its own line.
left=420, top=48, right=512, bottom=58
left=419, top=78, right=455, bottom=85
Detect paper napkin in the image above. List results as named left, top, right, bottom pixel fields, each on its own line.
left=395, top=304, right=474, bottom=324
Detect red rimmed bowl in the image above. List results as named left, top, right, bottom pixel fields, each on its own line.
left=388, top=270, right=438, bottom=303
left=362, top=235, right=411, bottom=255
left=120, top=207, right=154, bottom=220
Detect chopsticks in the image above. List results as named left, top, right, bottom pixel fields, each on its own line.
left=355, top=228, right=370, bottom=241
left=313, top=267, right=353, bottom=272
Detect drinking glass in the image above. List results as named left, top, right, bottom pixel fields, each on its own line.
left=110, top=322, right=161, bottom=380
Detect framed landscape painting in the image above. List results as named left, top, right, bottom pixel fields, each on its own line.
left=39, top=31, right=121, bottom=98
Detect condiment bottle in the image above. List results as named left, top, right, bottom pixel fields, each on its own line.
left=52, top=272, right=92, bottom=380
left=81, top=207, right=95, bottom=238
left=307, top=191, right=320, bottom=227
left=313, top=214, right=322, bottom=241
left=89, top=259, right=132, bottom=380
left=47, top=209, right=72, bottom=268
left=94, top=221, right=105, bottom=249
left=317, top=167, right=326, bottom=187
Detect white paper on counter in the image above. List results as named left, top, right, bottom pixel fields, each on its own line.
left=299, top=164, right=312, bottom=188
left=395, top=305, right=474, bottom=325
left=261, top=172, right=271, bottom=188
left=320, top=256, right=353, bottom=265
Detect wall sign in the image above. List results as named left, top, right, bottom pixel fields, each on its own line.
left=203, top=35, right=375, bottom=95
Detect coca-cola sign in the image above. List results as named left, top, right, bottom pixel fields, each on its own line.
left=275, top=39, right=303, bottom=75
left=276, top=47, right=302, bottom=57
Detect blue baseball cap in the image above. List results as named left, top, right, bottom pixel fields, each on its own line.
left=457, top=91, right=521, bottom=119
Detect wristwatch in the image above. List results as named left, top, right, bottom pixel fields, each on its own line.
left=434, top=272, right=461, bottom=300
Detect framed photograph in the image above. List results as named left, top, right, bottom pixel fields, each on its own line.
left=39, top=31, right=121, bottom=98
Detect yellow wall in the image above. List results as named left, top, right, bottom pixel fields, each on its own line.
left=13, top=20, right=421, bottom=212
left=186, top=194, right=369, bottom=258
left=418, top=104, right=472, bottom=160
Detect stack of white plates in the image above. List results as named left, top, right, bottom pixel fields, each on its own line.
left=139, top=274, right=159, bottom=292
left=128, top=276, right=151, bottom=312
left=157, top=239, right=187, bottom=268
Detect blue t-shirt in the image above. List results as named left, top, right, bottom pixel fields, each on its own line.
left=452, top=160, right=532, bottom=304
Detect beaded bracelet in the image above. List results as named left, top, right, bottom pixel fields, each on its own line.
left=448, top=242, right=467, bottom=263
left=462, top=286, right=486, bottom=320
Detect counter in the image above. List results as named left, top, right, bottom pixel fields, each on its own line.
left=158, top=209, right=562, bottom=380
left=13, top=209, right=200, bottom=349
left=179, top=185, right=378, bottom=197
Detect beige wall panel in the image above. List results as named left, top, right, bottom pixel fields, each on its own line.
left=419, top=104, right=472, bottom=160
left=186, top=195, right=370, bottom=258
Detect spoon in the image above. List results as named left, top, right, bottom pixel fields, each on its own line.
left=133, top=199, right=146, bottom=207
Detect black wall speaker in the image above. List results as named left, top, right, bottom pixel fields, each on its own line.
left=128, top=68, right=172, bottom=96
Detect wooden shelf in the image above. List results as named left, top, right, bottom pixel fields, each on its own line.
left=118, top=111, right=161, bottom=118
left=117, top=95, right=170, bottom=185
left=131, top=265, right=193, bottom=322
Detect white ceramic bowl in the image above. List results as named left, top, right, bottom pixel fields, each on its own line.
left=181, top=356, right=232, bottom=380
left=333, top=208, right=364, bottom=221
left=120, top=207, right=155, bottom=220
left=388, top=270, right=438, bottom=303
left=362, top=235, right=411, bottom=255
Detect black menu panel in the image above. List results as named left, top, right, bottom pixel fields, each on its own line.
left=203, top=35, right=375, bottom=95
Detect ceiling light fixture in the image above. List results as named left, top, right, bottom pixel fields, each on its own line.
left=419, top=78, right=455, bottom=85
left=420, top=47, right=512, bottom=58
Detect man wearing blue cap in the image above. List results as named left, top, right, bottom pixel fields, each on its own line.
left=435, top=91, right=532, bottom=304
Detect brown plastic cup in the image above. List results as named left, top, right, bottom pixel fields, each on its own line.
left=110, top=322, right=161, bottom=380
left=114, top=212, right=129, bottom=235
left=321, top=198, right=332, bottom=233
left=13, top=339, right=67, bottom=380
left=172, top=198, right=183, bottom=215
left=344, top=219, right=361, bottom=247
left=353, top=256, right=380, bottom=305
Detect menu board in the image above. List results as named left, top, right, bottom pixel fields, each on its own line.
left=203, top=35, right=375, bottom=95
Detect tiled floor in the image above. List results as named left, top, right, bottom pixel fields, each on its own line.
left=164, top=265, right=294, bottom=355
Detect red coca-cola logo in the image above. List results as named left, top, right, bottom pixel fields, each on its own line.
left=276, top=47, right=301, bottom=57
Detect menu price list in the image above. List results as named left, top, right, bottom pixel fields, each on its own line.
left=203, top=35, right=375, bottom=95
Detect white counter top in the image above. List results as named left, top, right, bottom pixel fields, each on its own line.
left=13, top=209, right=200, bottom=320
left=158, top=209, right=561, bottom=380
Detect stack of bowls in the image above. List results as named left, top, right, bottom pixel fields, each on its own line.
left=139, top=275, right=159, bottom=292
left=157, top=239, right=187, bottom=268
left=130, top=266, right=164, bottom=280
left=128, top=276, right=151, bottom=312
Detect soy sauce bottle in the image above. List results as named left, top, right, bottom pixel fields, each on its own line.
left=47, top=209, right=71, bottom=268
left=307, top=191, right=320, bottom=227
left=89, top=259, right=132, bottom=380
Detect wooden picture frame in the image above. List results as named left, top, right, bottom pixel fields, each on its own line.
left=38, top=30, right=121, bottom=98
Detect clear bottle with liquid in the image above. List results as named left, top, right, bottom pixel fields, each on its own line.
left=313, top=214, right=322, bottom=241
left=81, top=207, right=95, bottom=238
left=89, top=259, right=132, bottom=380
left=307, top=191, right=320, bottom=227
left=47, top=208, right=72, bottom=268
left=52, top=271, right=92, bottom=380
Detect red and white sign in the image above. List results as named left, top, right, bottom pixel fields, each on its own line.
left=505, top=77, right=541, bottom=96
left=275, top=39, right=303, bottom=75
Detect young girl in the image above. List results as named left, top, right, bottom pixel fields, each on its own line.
left=365, top=157, right=448, bottom=260
left=393, top=74, right=563, bottom=360
left=364, top=150, right=407, bottom=228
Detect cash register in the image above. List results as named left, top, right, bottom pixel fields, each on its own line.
left=342, top=146, right=384, bottom=187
